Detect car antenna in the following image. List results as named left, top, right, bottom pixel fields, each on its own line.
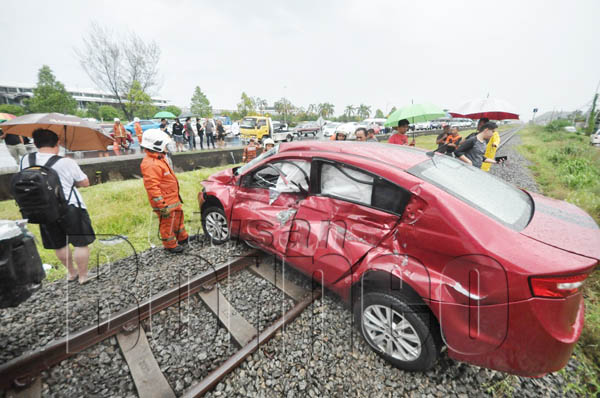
left=425, top=150, right=437, bottom=167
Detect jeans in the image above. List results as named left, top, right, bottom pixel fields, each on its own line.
left=187, top=135, right=196, bottom=150
left=198, top=134, right=204, bottom=150
left=206, top=134, right=216, bottom=149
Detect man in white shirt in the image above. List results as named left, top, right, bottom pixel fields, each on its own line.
left=20, top=129, right=95, bottom=284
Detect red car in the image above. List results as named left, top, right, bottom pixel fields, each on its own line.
left=198, top=141, right=599, bottom=376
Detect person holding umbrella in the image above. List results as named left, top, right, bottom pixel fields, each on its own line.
left=389, top=119, right=410, bottom=145
left=19, top=129, right=95, bottom=284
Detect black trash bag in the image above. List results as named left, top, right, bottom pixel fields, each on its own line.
left=0, top=221, right=44, bottom=308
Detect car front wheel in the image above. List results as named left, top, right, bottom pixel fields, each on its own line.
left=354, top=291, right=442, bottom=371
left=202, top=206, right=230, bottom=244
left=286, top=134, right=293, bottom=142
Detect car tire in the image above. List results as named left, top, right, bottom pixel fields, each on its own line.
left=354, top=291, right=442, bottom=371
left=286, top=134, right=293, bottom=142
left=201, top=206, right=230, bottom=245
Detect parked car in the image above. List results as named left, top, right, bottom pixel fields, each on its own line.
left=198, top=141, right=599, bottom=376
left=414, top=121, right=432, bottom=130
left=294, top=122, right=321, bottom=137
left=124, top=120, right=161, bottom=137
left=591, top=128, right=600, bottom=146
left=322, top=122, right=341, bottom=137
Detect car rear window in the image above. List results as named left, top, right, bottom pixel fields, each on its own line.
left=408, top=155, right=533, bottom=230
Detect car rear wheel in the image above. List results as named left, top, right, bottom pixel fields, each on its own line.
left=354, top=291, right=442, bottom=371
left=286, top=134, right=293, bottom=142
left=202, top=206, right=229, bottom=244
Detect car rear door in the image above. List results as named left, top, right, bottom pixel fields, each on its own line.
left=231, top=159, right=311, bottom=256
left=286, top=159, right=411, bottom=286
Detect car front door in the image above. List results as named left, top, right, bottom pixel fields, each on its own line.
left=231, top=159, right=311, bottom=256
left=285, top=160, right=411, bottom=287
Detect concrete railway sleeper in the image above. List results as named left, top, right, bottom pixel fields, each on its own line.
left=0, top=250, right=320, bottom=397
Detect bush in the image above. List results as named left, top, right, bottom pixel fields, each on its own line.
left=544, top=119, right=571, bottom=132
left=0, top=104, right=25, bottom=116
left=99, top=105, right=123, bottom=122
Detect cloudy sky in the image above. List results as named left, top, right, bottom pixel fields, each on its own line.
left=2, top=0, right=599, bottom=119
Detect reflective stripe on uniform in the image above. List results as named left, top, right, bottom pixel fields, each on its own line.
left=152, top=196, right=164, bottom=202
left=161, top=236, right=177, bottom=242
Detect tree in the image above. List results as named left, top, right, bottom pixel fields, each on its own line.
left=75, top=22, right=161, bottom=120
left=587, top=93, right=598, bottom=133
left=375, top=109, right=385, bottom=118
left=0, top=104, right=25, bottom=116
left=86, top=102, right=100, bottom=120
left=387, top=106, right=397, bottom=117
left=237, top=92, right=256, bottom=117
left=164, top=105, right=182, bottom=117
left=25, top=65, right=77, bottom=114
left=99, top=105, right=122, bottom=121
left=344, top=105, right=355, bottom=118
left=318, top=103, right=335, bottom=119
left=274, top=98, right=294, bottom=124
left=357, top=104, right=371, bottom=119
left=190, top=86, right=213, bottom=117
left=125, top=80, right=157, bottom=119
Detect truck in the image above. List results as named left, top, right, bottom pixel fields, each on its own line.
left=239, top=116, right=295, bottom=143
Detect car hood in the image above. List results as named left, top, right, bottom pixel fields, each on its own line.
left=521, top=192, right=600, bottom=260
left=205, top=168, right=236, bottom=184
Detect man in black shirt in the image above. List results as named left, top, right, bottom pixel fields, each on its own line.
left=1, top=129, right=28, bottom=165
left=196, top=118, right=204, bottom=150
left=454, top=122, right=502, bottom=169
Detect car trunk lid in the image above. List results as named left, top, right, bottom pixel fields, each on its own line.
left=521, top=192, right=600, bottom=260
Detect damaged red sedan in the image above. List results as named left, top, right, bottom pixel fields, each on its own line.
left=198, top=141, right=599, bottom=377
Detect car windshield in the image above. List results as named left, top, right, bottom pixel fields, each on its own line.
left=241, top=118, right=256, bottom=128
left=408, top=155, right=533, bottom=230
left=236, top=144, right=280, bottom=175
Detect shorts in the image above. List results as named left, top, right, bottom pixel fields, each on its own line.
left=40, top=205, right=96, bottom=249
left=173, top=135, right=185, bottom=143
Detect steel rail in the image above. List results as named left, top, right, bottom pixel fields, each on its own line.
left=0, top=250, right=260, bottom=390
left=182, top=287, right=322, bottom=398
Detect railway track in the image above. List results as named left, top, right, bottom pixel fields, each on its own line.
left=0, top=250, right=321, bottom=397
left=497, top=125, right=523, bottom=150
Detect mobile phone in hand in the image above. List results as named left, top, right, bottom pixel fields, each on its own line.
left=495, top=156, right=507, bottom=162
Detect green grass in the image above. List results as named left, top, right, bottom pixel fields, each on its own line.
left=519, top=125, right=600, bottom=395
left=0, top=164, right=238, bottom=282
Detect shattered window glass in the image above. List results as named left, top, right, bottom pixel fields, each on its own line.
left=246, top=160, right=310, bottom=193
left=320, top=163, right=373, bottom=204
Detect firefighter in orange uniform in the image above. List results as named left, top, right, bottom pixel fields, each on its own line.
left=113, top=118, right=129, bottom=154
left=133, top=117, right=143, bottom=144
left=140, top=129, right=188, bottom=253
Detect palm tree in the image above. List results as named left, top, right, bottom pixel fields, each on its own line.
left=344, top=105, right=355, bottom=118
left=319, top=103, right=335, bottom=119
left=307, top=104, right=318, bottom=116
left=357, top=104, right=371, bottom=120
left=255, top=97, right=268, bottom=115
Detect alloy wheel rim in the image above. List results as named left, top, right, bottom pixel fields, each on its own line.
left=362, top=304, right=422, bottom=361
left=205, top=212, right=229, bottom=240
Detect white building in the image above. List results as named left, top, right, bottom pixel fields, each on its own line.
left=0, top=82, right=171, bottom=109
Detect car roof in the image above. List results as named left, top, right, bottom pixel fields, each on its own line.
left=278, top=141, right=428, bottom=170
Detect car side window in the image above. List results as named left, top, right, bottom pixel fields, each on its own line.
left=319, top=162, right=410, bottom=215
left=141, top=121, right=152, bottom=126
left=257, top=119, right=266, bottom=128
left=244, top=160, right=310, bottom=193
left=320, top=163, right=373, bottom=204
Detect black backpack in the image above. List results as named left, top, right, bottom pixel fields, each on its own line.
left=10, top=154, right=71, bottom=224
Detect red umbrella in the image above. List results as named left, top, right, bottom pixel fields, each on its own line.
left=450, top=97, right=519, bottom=120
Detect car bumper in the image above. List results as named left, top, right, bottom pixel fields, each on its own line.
left=432, top=294, right=584, bottom=376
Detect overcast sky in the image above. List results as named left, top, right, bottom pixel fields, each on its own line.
left=2, top=0, right=599, bottom=120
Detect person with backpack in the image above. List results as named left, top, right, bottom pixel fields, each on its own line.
left=140, top=129, right=188, bottom=253
left=13, top=129, right=94, bottom=284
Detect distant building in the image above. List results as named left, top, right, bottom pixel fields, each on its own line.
left=0, top=82, right=171, bottom=109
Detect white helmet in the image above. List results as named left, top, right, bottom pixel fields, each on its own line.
left=114, top=118, right=120, bottom=122
left=141, top=129, right=170, bottom=153
left=263, top=138, right=275, bottom=147
left=134, top=117, right=140, bottom=122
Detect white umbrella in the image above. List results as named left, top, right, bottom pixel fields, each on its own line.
left=450, top=97, right=519, bottom=120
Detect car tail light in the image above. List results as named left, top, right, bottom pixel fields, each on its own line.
left=529, top=274, right=588, bottom=298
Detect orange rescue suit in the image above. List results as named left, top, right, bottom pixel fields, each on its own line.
left=134, top=122, right=143, bottom=144
left=140, top=150, right=188, bottom=248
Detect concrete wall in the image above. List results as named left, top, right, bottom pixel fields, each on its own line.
left=0, top=147, right=245, bottom=201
